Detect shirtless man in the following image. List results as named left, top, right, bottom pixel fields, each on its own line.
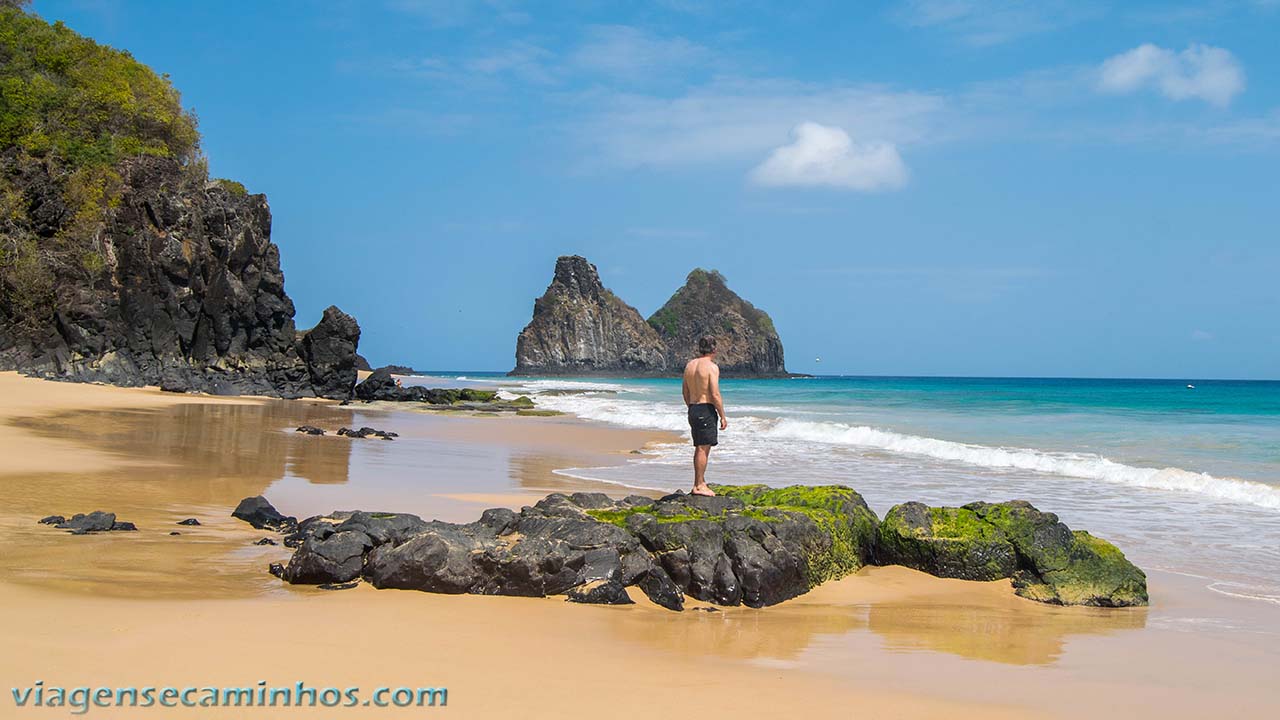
left=682, top=336, right=728, bottom=496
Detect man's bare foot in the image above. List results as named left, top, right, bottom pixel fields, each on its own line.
left=691, top=485, right=716, bottom=497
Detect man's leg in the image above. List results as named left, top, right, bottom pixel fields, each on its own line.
left=692, top=445, right=715, bottom=496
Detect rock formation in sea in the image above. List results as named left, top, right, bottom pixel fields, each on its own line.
left=512, top=256, right=788, bottom=377
left=648, top=268, right=786, bottom=377
left=258, top=485, right=1148, bottom=609
left=513, top=255, right=669, bottom=375
left=0, top=5, right=360, bottom=398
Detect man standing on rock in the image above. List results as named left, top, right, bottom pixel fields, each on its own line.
left=683, top=336, right=728, bottom=496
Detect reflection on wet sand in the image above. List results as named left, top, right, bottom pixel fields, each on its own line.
left=0, top=401, right=354, bottom=599
left=0, top=401, right=664, bottom=597
left=863, top=587, right=1148, bottom=665
left=606, top=567, right=1147, bottom=667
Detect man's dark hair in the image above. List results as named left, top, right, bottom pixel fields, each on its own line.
left=697, top=336, right=717, bottom=355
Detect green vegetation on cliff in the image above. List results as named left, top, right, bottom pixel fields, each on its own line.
left=644, top=267, right=786, bottom=375
left=0, top=3, right=199, bottom=168
left=0, top=3, right=204, bottom=333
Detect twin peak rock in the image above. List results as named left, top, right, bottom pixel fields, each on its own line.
left=513, top=256, right=788, bottom=377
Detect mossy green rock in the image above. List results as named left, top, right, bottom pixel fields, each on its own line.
left=877, top=502, right=1017, bottom=581
left=713, top=484, right=879, bottom=582
left=877, top=500, right=1148, bottom=607
left=587, top=484, right=879, bottom=607
left=1013, top=530, right=1148, bottom=607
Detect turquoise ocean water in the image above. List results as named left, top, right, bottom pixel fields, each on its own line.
left=415, top=373, right=1280, bottom=607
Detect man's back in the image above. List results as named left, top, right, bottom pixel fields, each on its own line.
left=682, top=356, right=718, bottom=405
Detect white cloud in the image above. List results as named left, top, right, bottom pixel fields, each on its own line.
left=749, top=122, right=909, bottom=192
left=573, top=80, right=945, bottom=170
left=1098, top=43, right=1245, bottom=106
left=571, top=25, right=711, bottom=80
left=894, top=0, right=1103, bottom=46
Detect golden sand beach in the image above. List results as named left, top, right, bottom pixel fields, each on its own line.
left=1, top=371, right=1277, bottom=718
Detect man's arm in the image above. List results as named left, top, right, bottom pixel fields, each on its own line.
left=710, top=365, right=727, bottom=430
left=681, top=364, right=692, bottom=405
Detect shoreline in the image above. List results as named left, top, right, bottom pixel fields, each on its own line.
left=2, top=371, right=1278, bottom=718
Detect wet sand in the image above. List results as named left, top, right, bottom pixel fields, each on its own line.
left=2, top=371, right=1278, bottom=718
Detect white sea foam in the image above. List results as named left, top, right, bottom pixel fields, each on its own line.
left=529, top=390, right=1280, bottom=511
left=1207, top=582, right=1280, bottom=606
left=762, top=418, right=1280, bottom=510
left=508, top=378, right=638, bottom=394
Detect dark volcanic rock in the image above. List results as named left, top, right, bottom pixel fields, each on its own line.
left=231, top=496, right=297, bottom=532
left=0, top=150, right=362, bottom=398
left=51, top=511, right=136, bottom=534
left=337, top=426, right=397, bottom=439
left=353, top=369, right=524, bottom=412
left=510, top=257, right=787, bottom=377
left=298, top=305, right=360, bottom=400
left=38, top=515, right=65, bottom=525
left=567, top=580, right=634, bottom=605
left=647, top=268, right=786, bottom=377
left=271, top=486, right=1146, bottom=609
left=275, top=484, right=878, bottom=612
left=878, top=500, right=1148, bottom=607
left=177, top=518, right=201, bottom=526
left=283, top=529, right=373, bottom=584
left=512, top=255, right=668, bottom=376
left=254, top=537, right=277, bottom=546
left=295, top=425, right=325, bottom=436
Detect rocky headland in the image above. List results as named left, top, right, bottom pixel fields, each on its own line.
left=0, top=5, right=361, bottom=399
left=512, top=256, right=789, bottom=377
left=512, top=255, right=669, bottom=376
left=255, top=484, right=1148, bottom=609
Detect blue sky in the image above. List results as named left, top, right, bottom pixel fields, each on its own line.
left=30, top=0, right=1280, bottom=378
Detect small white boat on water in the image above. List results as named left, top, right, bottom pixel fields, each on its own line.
left=1186, top=384, right=1195, bottom=389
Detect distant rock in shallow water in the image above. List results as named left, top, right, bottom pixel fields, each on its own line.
left=337, top=426, right=397, bottom=439
left=231, top=496, right=297, bottom=532
left=176, top=518, right=201, bottom=526
left=295, top=425, right=325, bottom=436
left=46, top=511, right=137, bottom=534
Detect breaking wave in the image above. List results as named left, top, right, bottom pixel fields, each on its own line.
left=528, top=392, right=1280, bottom=511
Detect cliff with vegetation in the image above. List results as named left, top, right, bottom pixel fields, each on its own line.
left=513, top=256, right=787, bottom=377
left=0, top=3, right=360, bottom=397
left=648, top=268, right=786, bottom=377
